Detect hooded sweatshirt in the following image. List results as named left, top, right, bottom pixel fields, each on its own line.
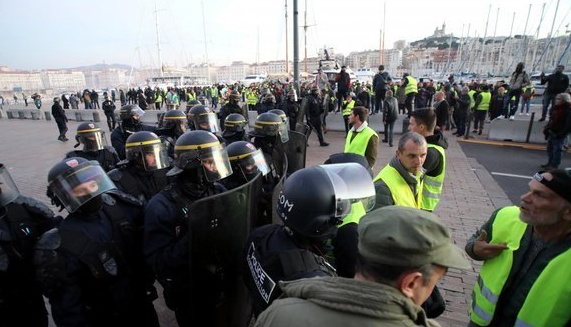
left=254, top=277, right=441, bottom=327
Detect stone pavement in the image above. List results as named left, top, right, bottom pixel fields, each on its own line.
left=0, top=116, right=514, bottom=327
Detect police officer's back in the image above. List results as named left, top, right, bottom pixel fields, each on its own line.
left=0, top=163, right=59, bottom=327
left=144, top=131, right=231, bottom=327
left=37, top=157, right=159, bottom=327
left=219, top=91, right=243, bottom=127
left=108, top=131, right=170, bottom=204
left=66, top=122, right=120, bottom=172
left=242, top=163, right=376, bottom=317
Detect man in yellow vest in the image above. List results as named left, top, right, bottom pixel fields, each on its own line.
left=472, top=84, right=491, bottom=135
left=466, top=169, right=571, bottom=327
left=409, top=108, right=448, bottom=211
left=373, top=132, right=427, bottom=209
left=343, top=106, right=378, bottom=168
left=340, top=93, right=356, bottom=136
left=402, top=73, right=418, bottom=117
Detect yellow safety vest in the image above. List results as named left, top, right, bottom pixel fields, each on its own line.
left=421, top=144, right=446, bottom=211
left=373, top=165, right=423, bottom=209
left=476, top=92, right=491, bottom=111
left=339, top=202, right=366, bottom=227
left=247, top=92, right=258, bottom=105
left=154, top=93, right=162, bottom=103
left=405, top=76, right=418, bottom=95
left=469, top=90, right=476, bottom=109
left=211, top=88, right=218, bottom=98
left=342, top=100, right=355, bottom=116
left=470, top=206, right=571, bottom=327
left=344, top=125, right=377, bottom=156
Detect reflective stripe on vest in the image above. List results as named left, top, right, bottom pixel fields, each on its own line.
left=247, top=92, right=258, bottom=105
left=373, top=165, right=422, bottom=209
left=476, top=92, right=491, bottom=111
left=342, top=100, right=355, bottom=116
left=405, top=76, right=418, bottom=95
left=421, top=144, right=446, bottom=211
left=339, top=202, right=366, bottom=227
left=344, top=126, right=377, bottom=156
left=469, top=90, right=476, bottom=108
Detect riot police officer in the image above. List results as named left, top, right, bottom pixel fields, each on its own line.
left=306, top=85, right=329, bottom=146
left=66, top=122, right=120, bottom=172
left=283, top=89, right=300, bottom=130
left=111, top=104, right=156, bottom=160
left=157, top=109, right=188, bottom=158
left=144, top=130, right=232, bottom=327
left=37, top=157, right=159, bottom=327
left=108, top=131, right=170, bottom=203
left=187, top=104, right=225, bottom=144
left=242, top=163, right=376, bottom=317
left=184, top=99, right=200, bottom=115
left=222, top=113, right=247, bottom=145
left=222, top=140, right=270, bottom=190
left=219, top=90, right=243, bottom=128
left=0, top=163, right=59, bottom=327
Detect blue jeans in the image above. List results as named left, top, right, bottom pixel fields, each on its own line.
left=520, top=98, right=531, bottom=113
left=542, top=93, right=556, bottom=119
left=384, top=121, right=395, bottom=146
left=546, top=135, right=565, bottom=168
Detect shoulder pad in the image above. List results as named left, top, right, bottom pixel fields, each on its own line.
left=108, top=168, right=123, bottom=182
left=106, top=189, right=144, bottom=207
left=36, top=228, right=61, bottom=251
left=14, top=195, right=55, bottom=218
left=65, top=150, right=80, bottom=158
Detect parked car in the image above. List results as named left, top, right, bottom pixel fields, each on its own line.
left=240, top=74, right=267, bottom=87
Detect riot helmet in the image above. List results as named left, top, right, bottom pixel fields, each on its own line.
left=74, top=122, right=106, bottom=152
left=125, top=131, right=170, bottom=171
left=228, top=90, right=241, bottom=104
left=0, top=163, right=20, bottom=207
left=168, top=130, right=232, bottom=182
left=47, top=157, right=116, bottom=213
left=161, top=109, right=188, bottom=137
left=185, top=99, right=200, bottom=113
left=197, top=95, right=207, bottom=105
left=227, top=141, right=270, bottom=182
left=263, top=93, right=276, bottom=104
left=277, top=163, right=375, bottom=239
left=117, top=104, right=145, bottom=133
left=325, top=153, right=373, bottom=178
left=187, top=104, right=221, bottom=133
left=252, top=112, right=289, bottom=143
left=224, top=113, right=247, bottom=135
left=268, top=109, right=288, bottom=125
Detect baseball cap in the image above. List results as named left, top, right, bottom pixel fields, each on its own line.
left=358, top=206, right=471, bottom=270
left=534, top=169, right=571, bottom=204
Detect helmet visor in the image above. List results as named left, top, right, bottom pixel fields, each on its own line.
left=79, top=131, right=106, bottom=152
left=319, top=163, right=375, bottom=219
left=200, top=144, right=233, bottom=182
left=234, top=149, right=270, bottom=178
left=194, top=113, right=221, bottom=133
left=0, top=164, right=19, bottom=206
left=278, top=122, right=289, bottom=143
left=49, top=162, right=116, bottom=213
left=130, top=107, right=145, bottom=119
left=127, top=143, right=170, bottom=171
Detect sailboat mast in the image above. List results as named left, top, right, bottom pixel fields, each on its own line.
left=477, top=4, right=491, bottom=76
left=381, top=1, right=386, bottom=65
left=499, top=12, right=515, bottom=75
left=293, top=0, right=299, bottom=92
left=304, top=0, right=308, bottom=74
left=521, top=4, right=532, bottom=67
left=154, top=0, right=163, bottom=78
left=531, top=3, right=547, bottom=72
left=491, top=8, right=498, bottom=75
left=541, top=0, right=561, bottom=72
left=201, top=1, right=210, bottom=83
left=285, top=0, right=289, bottom=75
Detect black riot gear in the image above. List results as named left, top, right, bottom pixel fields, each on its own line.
left=125, top=131, right=170, bottom=171
left=74, top=122, right=106, bottom=152
left=160, top=110, right=188, bottom=137
left=187, top=105, right=221, bottom=133
left=268, top=109, right=287, bottom=124
left=118, top=104, right=145, bottom=133
left=168, top=130, right=232, bottom=183
left=226, top=141, right=270, bottom=185
left=184, top=99, right=200, bottom=114
left=276, top=164, right=376, bottom=239
left=250, top=112, right=289, bottom=144
left=222, top=113, right=247, bottom=145
left=47, top=157, right=116, bottom=213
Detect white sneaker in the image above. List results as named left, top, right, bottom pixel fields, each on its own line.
left=509, top=115, right=515, bottom=121
left=497, top=116, right=504, bottom=120
left=526, top=113, right=530, bottom=116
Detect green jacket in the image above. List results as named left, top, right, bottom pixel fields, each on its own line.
left=255, top=277, right=441, bottom=327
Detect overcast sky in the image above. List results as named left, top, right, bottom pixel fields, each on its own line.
left=1, top=0, right=569, bottom=70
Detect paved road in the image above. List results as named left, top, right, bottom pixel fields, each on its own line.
left=459, top=141, right=571, bottom=204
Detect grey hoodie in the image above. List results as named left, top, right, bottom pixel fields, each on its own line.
left=255, top=277, right=440, bottom=327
